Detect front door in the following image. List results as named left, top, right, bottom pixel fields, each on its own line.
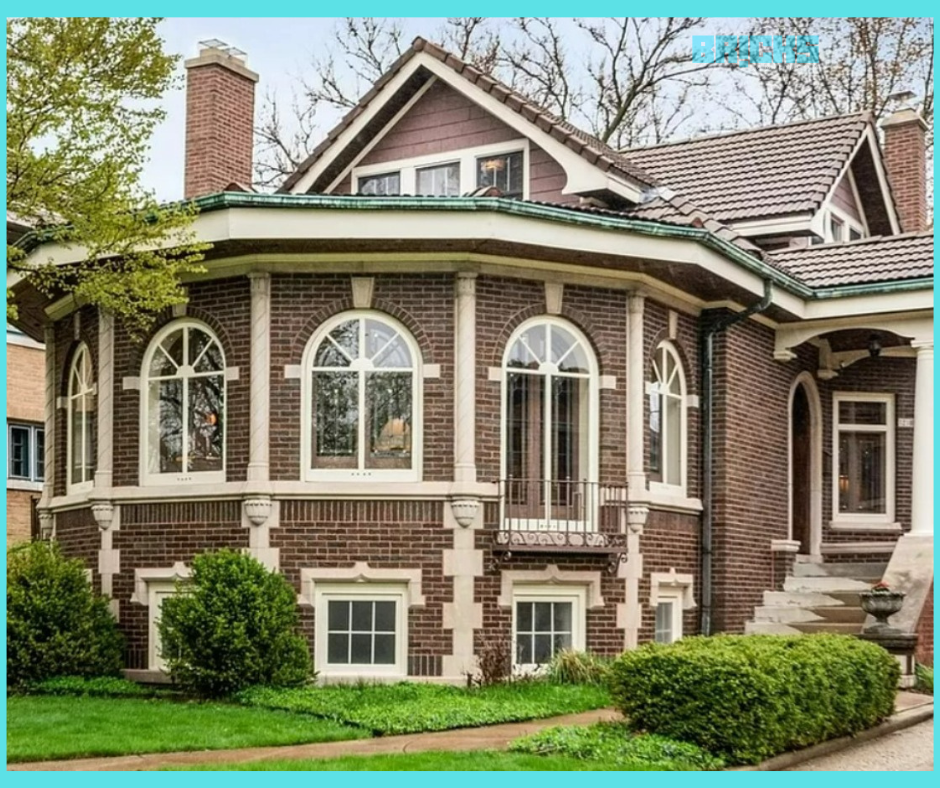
left=791, top=384, right=812, bottom=553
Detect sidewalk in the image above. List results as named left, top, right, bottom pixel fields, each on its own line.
left=8, top=708, right=621, bottom=772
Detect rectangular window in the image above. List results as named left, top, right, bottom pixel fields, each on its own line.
left=315, top=584, right=407, bottom=677
left=829, top=215, right=844, bottom=242
left=358, top=171, right=400, bottom=196
left=477, top=151, right=524, bottom=198
left=9, top=423, right=44, bottom=482
left=416, top=163, right=460, bottom=196
left=653, top=592, right=683, bottom=644
left=512, top=588, right=586, bottom=668
left=849, top=227, right=863, bottom=241
left=833, top=393, right=895, bottom=524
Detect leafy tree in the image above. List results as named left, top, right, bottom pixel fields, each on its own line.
left=158, top=549, right=312, bottom=697
left=7, top=17, right=206, bottom=338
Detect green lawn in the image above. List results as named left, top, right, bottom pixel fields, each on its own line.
left=166, top=750, right=657, bottom=771
left=6, top=696, right=369, bottom=763
left=238, top=681, right=611, bottom=735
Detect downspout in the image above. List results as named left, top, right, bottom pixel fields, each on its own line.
left=700, top=280, right=773, bottom=635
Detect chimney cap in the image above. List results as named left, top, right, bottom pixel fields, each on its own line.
left=197, top=38, right=248, bottom=60
left=185, top=39, right=258, bottom=82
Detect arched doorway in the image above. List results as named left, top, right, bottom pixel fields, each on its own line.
left=789, top=373, right=822, bottom=557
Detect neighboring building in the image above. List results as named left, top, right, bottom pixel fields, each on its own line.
left=10, top=39, right=933, bottom=680
left=7, top=215, right=44, bottom=545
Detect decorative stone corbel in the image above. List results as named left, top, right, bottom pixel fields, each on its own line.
left=91, top=502, right=115, bottom=531
left=243, top=497, right=273, bottom=527
left=450, top=498, right=480, bottom=528
left=627, top=503, right=649, bottom=535
left=38, top=511, right=54, bottom=540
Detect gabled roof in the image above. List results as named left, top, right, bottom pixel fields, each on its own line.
left=281, top=37, right=656, bottom=195
left=768, top=232, right=933, bottom=287
left=623, top=113, right=873, bottom=224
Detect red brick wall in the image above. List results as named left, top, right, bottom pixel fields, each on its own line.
left=112, top=278, right=251, bottom=487
left=184, top=60, right=256, bottom=199
left=882, top=117, right=927, bottom=233
left=915, top=581, right=933, bottom=666
left=112, top=500, right=247, bottom=670
left=641, top=511, right=701, bottom=640
left=277, top=500, right=449, bottom=676
left=55, top=507, right=99, bottom=588
left=268, top=273, right=454, bottom=482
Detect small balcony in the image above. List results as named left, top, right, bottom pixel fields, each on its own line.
left=493, top=479, right=629, bottom=570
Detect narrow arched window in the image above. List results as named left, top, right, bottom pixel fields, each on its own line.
left=649, top=341, right=686, bottom=489
left=303, top=312, right=421, bottom=481
left=67, top=344, right=96, bottom=491
left=501, top=318, right=598, bottom=529
left=141, top=321, right=225, bottom=484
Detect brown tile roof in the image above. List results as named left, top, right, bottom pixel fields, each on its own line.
left=767, top=232, right=933, bottom=287
left=281, top=36, right=657, bottom=193
left=623, top=113, right=872, bottom=224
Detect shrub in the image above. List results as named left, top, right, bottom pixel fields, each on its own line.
left=158, top=549, right=311, bottom=697
left=7, top=541, right=124, bottom=687
left=547, top=649, right=611, bottom=686
left=609, top=634, right=899, bottom=764
left=474, top=637, right=513, bottom=686
left=510, top=721, right=724, bottom=770
left=915, top=663, right=933, bottom=694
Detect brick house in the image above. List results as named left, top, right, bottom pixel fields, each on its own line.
left=7, top=214, right=45, bottom=546
left=10, top=39, right=933, bottom=680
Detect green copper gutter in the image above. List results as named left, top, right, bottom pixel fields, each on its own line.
left=19, top=192, right=933, bottom=302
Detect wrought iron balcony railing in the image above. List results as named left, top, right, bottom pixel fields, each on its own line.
left=494, top=479, right=629, bottom=570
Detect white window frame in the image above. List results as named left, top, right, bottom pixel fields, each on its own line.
left=352, top=139, right=531, bottom=200
left=826, top=206, right=865, bottom=243
left=302, top=310, right=423, bottom=483
left=66, top=343, right=96, bottom=494
left=511, top=585, right=586, bottom=671
left=499, top=316, right=600, bottom=531
left=8, top=422, right=44, bottom=486
left=314, top=583, right=408, bottom=679
left=831, top=392, right=896, bottom=528
left=653, top=589, right=684, bottom=644
left=648, top=341, right=688, bottom=496
left=139, top=320, right=227, bottom=487
left=147, top=580, right=179, bottom=672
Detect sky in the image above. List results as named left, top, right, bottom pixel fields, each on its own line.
left=145, top=18, right=443, bottom=201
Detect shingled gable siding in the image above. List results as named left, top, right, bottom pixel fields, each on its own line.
left=268, top=273, right=453, bottom=482
left=111, top=278, right=251, bottom=487
left=342, top=80, right=576, bottom=204
left=831, top=174, right=863, bottom=223
left=112, top=501, right=247, bottom=670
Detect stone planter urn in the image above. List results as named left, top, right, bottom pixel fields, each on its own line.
left=860, top=587, right=905, bottom=634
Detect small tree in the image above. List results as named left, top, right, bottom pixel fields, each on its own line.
left=7, top=542, right=124, bottom=687
left=158, top=549, right=311, bottom=697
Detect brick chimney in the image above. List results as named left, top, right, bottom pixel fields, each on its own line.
left=183, top=40, right=259, bottom=199
left=881, top=105, right=928, bottom=233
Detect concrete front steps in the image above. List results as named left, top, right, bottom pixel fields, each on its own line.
left=746, top=561, right=885, bottom=636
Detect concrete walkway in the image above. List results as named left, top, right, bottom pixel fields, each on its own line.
left=786, top=719, right=933, bottom=771
left=8, top=708, right=621, bottom=772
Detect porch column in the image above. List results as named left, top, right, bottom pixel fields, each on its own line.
left=247, top=272, right=271, bottom=484
left=454, top=273, right=477, bottom=484
left=909, top=341, right=933, bottom=536
left=94, top=311, right=114, bottom=490
left=626, top=293, right=647, bottom=494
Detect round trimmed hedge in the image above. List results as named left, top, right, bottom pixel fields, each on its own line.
left=609, top=634, right=899, bottom=764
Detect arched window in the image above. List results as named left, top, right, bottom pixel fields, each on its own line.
left=303, top=312, right=421, bottom=481
left=501, top=318, right=598, bottom=529
left=141, top=321, right=226, bottom=485
left=649, top=341, right=686, bottom=490
left=67, top=344, right=96, bottom=491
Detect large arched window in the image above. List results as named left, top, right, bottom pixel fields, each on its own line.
left=303, top=312, right=421, bottom=481
left=67, top=343, right=96, bottom=492
left=649, top=341, right=686, bottom=490
left=141, top=321, right=226, bottom=485
left=501, top=318, right=598, bottom=529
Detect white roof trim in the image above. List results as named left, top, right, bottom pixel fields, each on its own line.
left=286, top=50, right=644, bottom=203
